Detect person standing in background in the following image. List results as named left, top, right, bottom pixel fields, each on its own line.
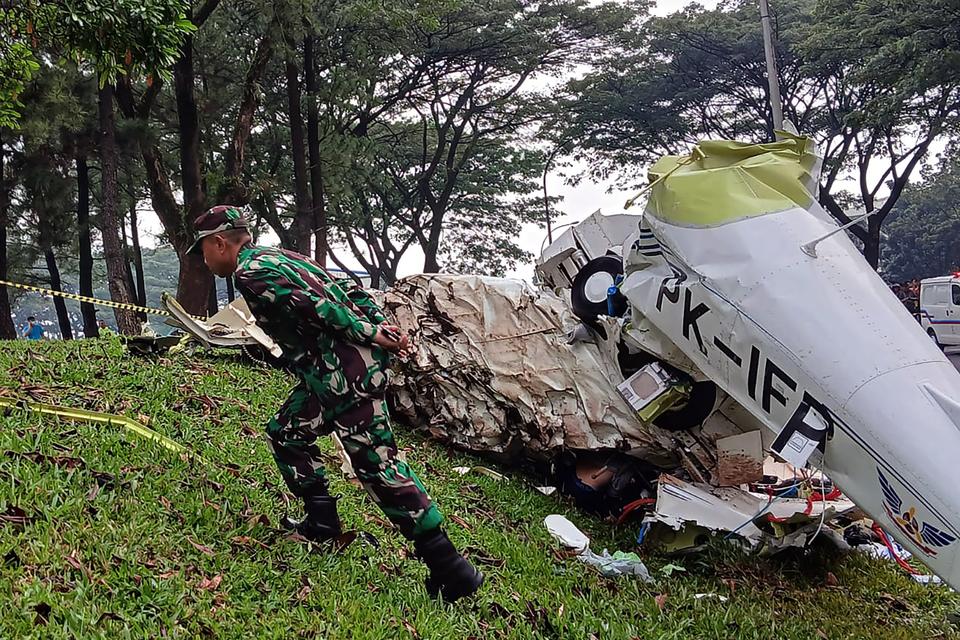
left=21, top=316, right=44, bottom=340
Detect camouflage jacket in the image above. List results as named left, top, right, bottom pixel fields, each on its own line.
left=234, top=244, right=386, bottom=367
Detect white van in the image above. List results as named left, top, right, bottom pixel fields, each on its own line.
left=920, top=275, right=960, bottom=347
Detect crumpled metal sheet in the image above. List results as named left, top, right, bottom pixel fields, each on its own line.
left=646, top=474, right=856, bottom=549
left=383, top=274, right=681, bottom=466
left=162, top=293, right=282, bottom=357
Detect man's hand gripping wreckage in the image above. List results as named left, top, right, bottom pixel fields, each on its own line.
left=166, top=133, right=960, bottom=590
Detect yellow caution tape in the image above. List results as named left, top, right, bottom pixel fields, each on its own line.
left=0, top=278, right=204, bottom=320
left=0, top=397, right=187, bottom=454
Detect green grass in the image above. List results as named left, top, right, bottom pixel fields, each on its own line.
left=0, top=338, right=958, bottom=639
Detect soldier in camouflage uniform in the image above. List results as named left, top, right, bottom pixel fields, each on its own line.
left=189, top=205, right=483, bottom=601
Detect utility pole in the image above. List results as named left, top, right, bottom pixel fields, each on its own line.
left=758, top=0, right=784, bottom=133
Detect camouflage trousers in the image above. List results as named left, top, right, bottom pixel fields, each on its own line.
left=265, top=342, right=443, bottom=539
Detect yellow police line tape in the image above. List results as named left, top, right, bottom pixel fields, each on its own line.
left=0, top=278, right=205, bottom=320
left=0, top=397, right=187, bottom=454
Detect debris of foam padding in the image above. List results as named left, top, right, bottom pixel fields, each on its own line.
left=382, top=275, right=681, bottom=467
left=544, top=514, right=653, bottom=581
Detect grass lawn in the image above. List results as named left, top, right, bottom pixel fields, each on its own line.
left=0, top=337, right=957, bottom=639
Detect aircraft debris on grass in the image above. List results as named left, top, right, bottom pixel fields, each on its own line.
left=163, top=133, right=960, bottom=588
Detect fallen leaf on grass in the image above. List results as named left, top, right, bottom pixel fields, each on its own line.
left=362, top=513, right=391, bottom=529
left=284, top=531, right=310, bottom=544
left=33, top=602, right=51, bottom=626
left=97, top=612, right=123, bottom=624
left=295, top=585, right=312, bottom=602
left=159, top=496, right=173, bottom=510
left=23, top=384, right=54, bottom=403
left=64, top=551, right=86, bottom=575
left=0, top=505, right=33, bottom=527
left=825, top=572, right=839, bottom=587
left=246, top=514, right=271, bottom=528
left=488, top=601, right=511, bottom=620
left=222, top=463, right=242, bottom=478
left=92, top=471, right=117, bottom=486
left=654, top=593, right=668, bottom=612
left=157, top=570, right=179, bottom=579
left=7, top=450, right=85, bottom=470
left=86, top=483, right=102, bottom=501
left=878, top=593, right=910, bottom=612
left=462, top=546, right=504, bottom=568
left=231, top=536, right=269, bottom=550
left=4, top=549, right=20, bottom=567
left=198, top=575, right=223, bottom=591
left=551, top=548, right=581, bottom=561
left=401, top=619, right=419, bottom=638
left=187, top=537, right=215, bottom=557
left=448, top=514, right=471, bottom=530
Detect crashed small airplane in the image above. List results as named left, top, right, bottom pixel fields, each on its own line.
left=164, top=133, right=960, bottom=587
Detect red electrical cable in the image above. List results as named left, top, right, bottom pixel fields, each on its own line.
left=767, top=486, right=842, bottom=524
left=616, top=498, right=656, bottom=525
left=872, top=523, right=918, bottom=575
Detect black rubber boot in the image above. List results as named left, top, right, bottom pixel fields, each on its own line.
left=414, top=528, right=484, bottom=602
left=281, top=495, right=343, bottom=543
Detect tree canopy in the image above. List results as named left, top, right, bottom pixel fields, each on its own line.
left=2, top=0, right=959, bottom=336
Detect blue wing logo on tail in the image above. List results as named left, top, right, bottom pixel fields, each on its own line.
left=878, top=468, right=956, bottom=556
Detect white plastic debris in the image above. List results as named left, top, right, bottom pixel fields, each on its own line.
left=694, top=593, right=729, bottom=602
left=544, top=514, right=653, bottom=581
left=544, top=514, right=590, bottom=553
left=577, top=549, right=653, bottom=581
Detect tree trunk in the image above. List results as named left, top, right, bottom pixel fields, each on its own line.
left=208, top=277, right=219, bottom=315
left=0, top=134, right=16, bottom=339
left=76, top=154, right=99, bottom=338
left=220, top=30, right=274, bottom=204
left=97, top=84, right=140, bottom=335
left=173, top=29, right=213, bottom=314
left=423, top=219, right=443, bottom=273
left=864, top=216, right=882, bottom=270
left=43, top=248, right=73, bottom=340
left=129, top=199, right=147, bottom=310
left=0, top=211, right=15, bottom=339
left=285, top=54, right=312, bottom=254
left=120, top=206, right=139, bottom=306
left=174, top=251, right=212, bottom=317
left=304, top=34, right=327, bottom=265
